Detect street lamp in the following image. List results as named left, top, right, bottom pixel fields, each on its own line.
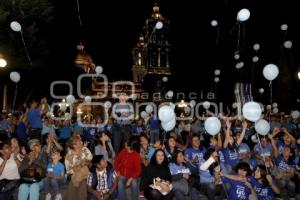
left=298, top=71, right=300, bottom=80
left=0, top=58, right=7, bottom=68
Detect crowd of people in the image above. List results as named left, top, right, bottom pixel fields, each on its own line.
left=0, top=96, right=300, bottom=200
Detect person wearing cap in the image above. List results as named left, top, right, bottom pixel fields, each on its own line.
left=18, top=139, right=47, bottom=200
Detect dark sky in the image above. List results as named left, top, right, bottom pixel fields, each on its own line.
left=6, top=0, right=300, bottom=108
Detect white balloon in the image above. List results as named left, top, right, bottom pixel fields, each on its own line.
left=155, top=21, right=163, bottom=29
left=203, top=101, right=210, bottom=109
left=255, top=119, right=270, bottom=136
left=214, top=77, right=219, bottom=83
left=234, top=54, right=240, bottom=60
left=272, top=103, right=278, bottom=108
left=211, top=20, right=218, bottom=27
left=166, top=91, right=174, bottom=98
left=158, top=105, right=175, bottom=123
left=104, top=101, right=112, bottom=109
left=252, top=56, right=259, bottom=63
left=253, top=43, right=260, bottom=51
left=184, top=106, right=191, bottom=114
left=283, top=41, right=292, bottom=49
left=242, top=102, right=262, bottom=122
left=235, top=62, right=244, bottom=69
left=162, top=118, right=176, bottom=132
left=95, top=66, right=103, bottom=74
left=234, top=89, right=239, bottom=94
left=204, top=117, right=221, bottom=136
left=280, top=24, right=288, bottom=31
left=60, top=104, right=67, bottom=112
left=130, top=94, right=137, bottom=100
left=9, top=71, right=20, bottom=83
left=237, top=8, right=250, bottom=22
left=10, top=21, right=22, bottom=32
left=84, top=96, right=92, bottom=103
left=291, top=111, right=300, bottom=119
left=272, top=107, right=279, bottom=114
left=263, top=64, right=279, bottom=81
left=145, top=105, right=153, bottom=114
left=66, top=95, right=75, bottom=104
left=214, top=69, right=221, bottom=76
left=162, top=76, right=168, bottom=82
left=266, top=105, right=272, bottom=110
left=141, top=111, right=149, bottom=119
left=232, top=103, right=238, bottom=108
left=190, top=100, right=196, bottom=107
left=259, top=88, right=264, bottom=94
left=170, top=103, right=176, bottom=110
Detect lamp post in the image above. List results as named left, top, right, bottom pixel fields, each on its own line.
left=298, top=71, right=300, bottom=80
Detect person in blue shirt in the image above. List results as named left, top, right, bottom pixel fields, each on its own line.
left=148, top=115, right=160, bottom=145
left=221, top=162, right=257, bottom=200
left=26, top=100, right=42, bottom=140
left=44, top=151, right=65, bottom=200
left=247, top=165, right=280, bottom=200
left=58, top=119, right=72, bottom=143
left=253, top=137, right=273, bottom=165
left=222, top=120, right=247, bottom=172
left=269, top=132, right=296, bottom=199
left=184, top=135, right=206, bottom=168
left=131, top=119, right=146, bottom=137
left=169, top=151, right=199, bottom=200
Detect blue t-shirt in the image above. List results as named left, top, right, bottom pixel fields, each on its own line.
left=132, top=125, right=146, bottom=136
left=169, top=163, right=191, bottom=175
left=254, top=143, right=272, bottom=157
left=275, top=155, right=295, bottom=173
left=148, top=116, right=159, bottom=130
left=47, top=162, right=64, bottom=177
left=238, top=143, right=250, bottom=157
left=59, top=125, right=72, bottom=139
left=247, top=176, right=275, bottom=200
left=184, top=147, right=206, bottom=167
left=16, top=122, right=27, bottom=140
left=27, top=108, right=42, bottom=129
left=221, top=147, right=239, bottom=166
left=222, top=176, right=252, bottom=200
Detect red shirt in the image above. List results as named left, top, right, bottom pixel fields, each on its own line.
left=114, top=148, right=141, bottom=178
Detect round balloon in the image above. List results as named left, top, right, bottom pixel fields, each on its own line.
left=232, top=102, right=238, bottom=108
left=266, top=105, right=272, bottom=110
left=141, top=111, right=149, bottom=119
left=9, top=71, right=20, bottom=83
left=84, top=96, right=92, bottom=103
left=166, top=91, right=174, bottom=98
left=158, top=105, right=175, bottom=123
left=184, top=106, right=191, bottom=114
left=237, top=8, right=250, bottom=22
left=214, top=69, right=221, bottom=76
left=234, top=54, right=240, bottom=60
left=211, top=20, right=218, bottom=27
left=252, top=56, right=259, bottom=63
left=242, top=102, right=262, bottom=122
left=214, top=77, right=219, bottom=83
left=95, top=66, right=103, bottom=74
left=0, top=58, right=7, bottom=68
left=280, top=24, right=288, bottom=31
left=203, top=101, right=210, bottom=109
left=162, top=76, right=168, bottom=82
left=10, top=21, right=22, bottom=32
left=190, top=100, right=196, bottom=107
left=263, top=64, right=279, bottom=81
left=259, top=88, right=264, bottom=94
left=283, top=41, right=292, bottom=49
left=291, top=111, right=300, bottom=119
left=60, top=103, right=67, bottom=112
left=272, top=108, right=279, bottom=114
left=145, top=105, right=153, bottom=114
left=66, top=95, right=75, bottom=104
left=104, top=101, right=112, bottom=109
left=255, top=119, right=270, bottom=136
left=253, top=43, right=260, bottom=51
left=155, top=21, right=163, bottom=29
left=162, top=118, right=176, bottom=132
left=272, top=103, right=278, bottom=108
left=204, top=117, right=221, bottom=136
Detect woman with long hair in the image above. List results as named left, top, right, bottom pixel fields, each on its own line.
left=141, top=149, right=172, bottom=200
left=94, top=132, right=115, bottom=164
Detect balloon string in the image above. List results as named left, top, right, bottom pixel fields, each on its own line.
left=236, top=23, right=241, bottom=52
left=269, top=81, right=272, bottom=105
left=256, top=133, right=269, bottom=174
left=76, top=0, right=83, bottom=27
left=13, top=84, right=18, bottom=109
left=20, top=31, right=32, bottom=66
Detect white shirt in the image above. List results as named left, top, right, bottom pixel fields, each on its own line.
left=0, top=155, right=20, bottom=180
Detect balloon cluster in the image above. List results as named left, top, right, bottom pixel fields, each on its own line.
left=158, top=105, right=176, bottom=131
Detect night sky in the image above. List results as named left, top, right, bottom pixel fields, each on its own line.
left=2, top=0, right=300, bottom=109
